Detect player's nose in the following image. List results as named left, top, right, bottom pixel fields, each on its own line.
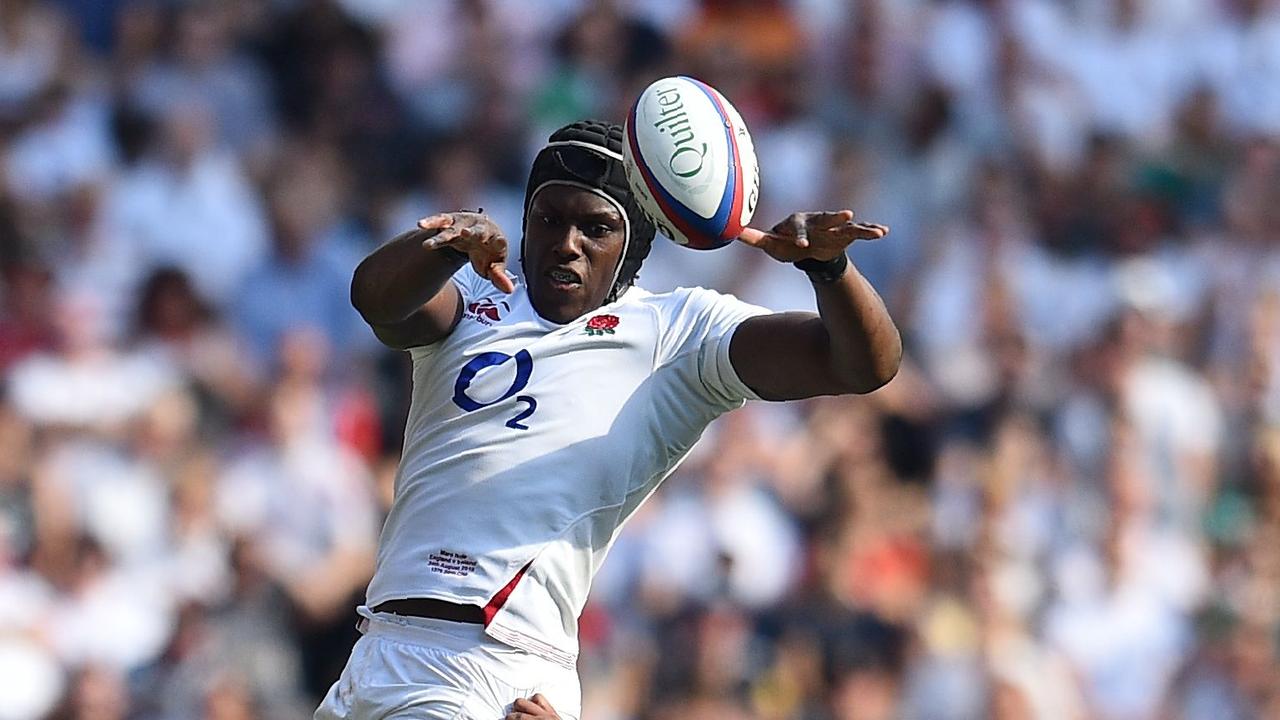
left=549, top=224, right=586, bottom=259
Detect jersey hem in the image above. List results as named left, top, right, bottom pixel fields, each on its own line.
left=484, top=623, right=578, bottom=670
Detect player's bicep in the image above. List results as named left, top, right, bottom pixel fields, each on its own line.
left=728, top=312, right=852, bottom=401
left=368, top=281, right=464, bottom=350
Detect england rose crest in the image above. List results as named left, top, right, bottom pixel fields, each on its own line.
left=584, top=314, right=619, bottom=336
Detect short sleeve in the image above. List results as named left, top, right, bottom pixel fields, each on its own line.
left=653, top=287, right=771, bottom=407
left=407, top=264, right=500, bottom=359
left=450, top=263, right=491, bottom=305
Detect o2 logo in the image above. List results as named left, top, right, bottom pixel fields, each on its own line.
left=452, top=350, right=537, bottom=430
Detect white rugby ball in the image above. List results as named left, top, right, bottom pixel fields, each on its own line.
left=623, top=76, right=759, bottom=250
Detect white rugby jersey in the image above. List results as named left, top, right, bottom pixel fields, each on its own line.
left=366, top=264, right=768, bottom=667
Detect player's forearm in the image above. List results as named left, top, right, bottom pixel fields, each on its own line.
left=351, top=228, right=466, bottom=325
left=812, top=263, right=901, bottom=393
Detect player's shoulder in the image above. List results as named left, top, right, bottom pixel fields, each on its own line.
left=624, top=285, right=771, bottom=356
left=629, top=284, right=729, bottom=311
left=629, top=284, right=762, bottom=320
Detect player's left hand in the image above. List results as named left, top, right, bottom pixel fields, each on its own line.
left=504, top=693, right=560, bottom=719
left=737, top=210, right=888, bottom=262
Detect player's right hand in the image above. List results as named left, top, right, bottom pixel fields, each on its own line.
left=419, top=212, right=515, bottom=294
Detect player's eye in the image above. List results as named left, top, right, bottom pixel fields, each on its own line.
left=536, top=212, right=559, bottom=227
left=587, top=224, right=613, bottom=238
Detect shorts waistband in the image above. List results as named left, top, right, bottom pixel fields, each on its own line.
left=356, top=605, right=491, bottom=651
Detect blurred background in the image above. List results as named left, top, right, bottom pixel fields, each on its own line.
left=1, top=0, right=1279, bottom=718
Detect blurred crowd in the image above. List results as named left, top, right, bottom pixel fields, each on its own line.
left=1, top=0, right=1279, bottom=718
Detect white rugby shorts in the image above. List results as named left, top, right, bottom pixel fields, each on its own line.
left=314, top=607, right=581, bottom=720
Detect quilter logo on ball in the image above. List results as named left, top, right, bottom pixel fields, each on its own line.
left=652, top=84, right=709, bottom=184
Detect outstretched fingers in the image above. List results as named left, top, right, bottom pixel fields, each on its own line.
left=421, top=222, right=471, bottom=251
left=850, top=222, right=889, bottom=240
left=813, top=220, right=888, bottom=242
left=422, top=231, right=461, bottom=250
left=805, top=210, right=855, bottom=230
left=418, top=214, right=455, bottom=231
left=736, top=226, right=772, bottom=247
left=487, top=260, right=515, bottom=294
left=736, top=214, right=890, bottom=261
left=417, top=213, right=514, bottom=294
left=736, top=226, right=801, bottom=251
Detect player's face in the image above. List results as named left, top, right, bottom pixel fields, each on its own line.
left=524, top=185, right=627, bottom=323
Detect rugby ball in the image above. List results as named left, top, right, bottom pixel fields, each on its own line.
left=624, top=76, right=759, bottom=250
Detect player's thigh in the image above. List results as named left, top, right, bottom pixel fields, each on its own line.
left=315, top=633, right=375, bottom=720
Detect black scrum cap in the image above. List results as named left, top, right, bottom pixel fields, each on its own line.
left=522, top=120, right=657, bottom=302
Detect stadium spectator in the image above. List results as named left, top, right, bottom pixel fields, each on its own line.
left=0, top=1, right=1276, bottom=718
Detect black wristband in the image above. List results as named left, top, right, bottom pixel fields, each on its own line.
left=794, top=253, right=849, bottom=285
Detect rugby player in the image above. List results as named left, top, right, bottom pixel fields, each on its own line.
left=317, top=121, right=900, bottom=720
